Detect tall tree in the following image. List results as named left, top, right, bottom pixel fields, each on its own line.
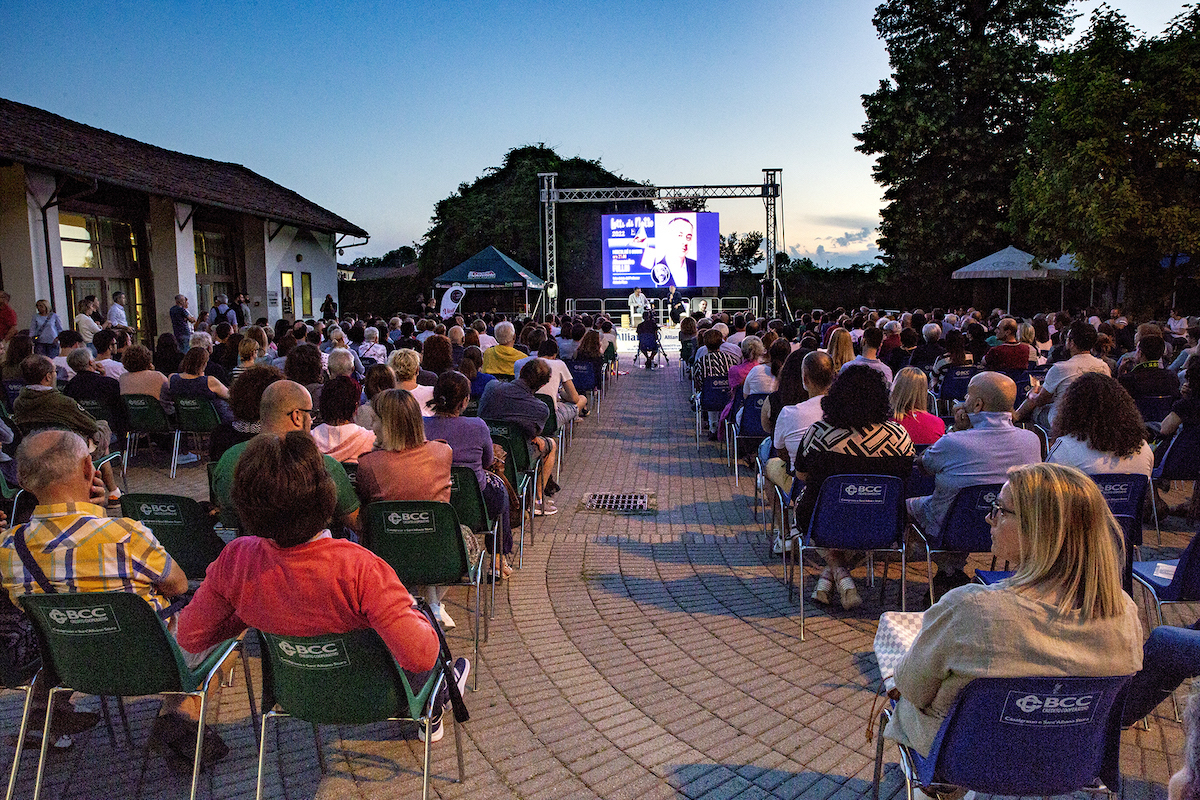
left=718, top=231, right=764, bottom=276
left=1011, top=7, right=1200, bottom=311
left=855, top=0, right=1072, bottom=290
left=417, top=145, right=652, bottom=298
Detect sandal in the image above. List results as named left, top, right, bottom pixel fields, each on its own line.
left=835, top=570, right=862, bottom=610
left=812, top=569, right=834, bottom=605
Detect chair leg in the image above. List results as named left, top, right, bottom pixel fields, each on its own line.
left=5, top=678, right=36, bottom=800
left=872, top=709, right=887, bottom=800
left=31, top=686, right=65, bottom=800
left=169, top=430, right=182, bottom=479
left=421, top=717, right=433, bottom=800
left=452, top=708, right=465, bottom=783
left=1153, top=485, right=1162, bottom=545
left=115, top=696, right=134, bottom=748
left=798, top=545, right=807, bottom=642
left=255, top=712, right=272, bottom=800
left=313, top=723, right=326, bottom=774
left=98, top=694, right=118, bottom=748
left=189, top=691, right=209, bottom=800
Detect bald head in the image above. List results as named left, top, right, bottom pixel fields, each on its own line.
left=260, top=380, right=314, bottom=433
left=966, top=371, right=1017, bottom=413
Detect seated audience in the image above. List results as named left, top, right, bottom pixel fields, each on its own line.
left=514, top=340, right=587, bottom=424
left=1048, top=372, right=1154, bottom=477
left=885, top=463, right=1141, bottom=765
left=1015, top=321, right=1108, bottom=429
left=212, top=380, right=359, bottom=534
left=460, top=345, right=495, bottom=397
left=890, top=367, right=944, bottom=446
left=178, top=431, right=465, bottom=744
left=842, top=325, right=893, bottom=384
left=478, top=358, right=558, bottom=516
left=827, top=328, right=855, bottom=373
left=355, top=363, right=396, bottom=431
left=356, top=389, right=457, bottom=628
left=481, top=321, right=523, bottom=378
left=1119, top=334, right=1181, bottom=406
left=908, top=371, right=1041, bottom=598
left=2, top=429, right=225, bottom=759
left=51, top=331, right=85, bottom=381
left=982, top=317, right=1030, bottom=371
left=170, top=346, right=233, bottom=424
left=929, top=329, right=973, bottom=391
left=424, top=371, right=514, bottom=577
left=91, top=329, right=126, bottom=379
left=388, top=348, right=434, bottom=415
left=795, top=365, right=914, bottom=609
left=764, top=351, right=834, bottom=538
left=18, top=355, right=122, bottom=503
left=209, top=364, right=284, bottom=463
left=311, top=376, right=376, bottom=463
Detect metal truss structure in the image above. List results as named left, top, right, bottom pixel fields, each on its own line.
left=538, top=170, right=783, bottom=316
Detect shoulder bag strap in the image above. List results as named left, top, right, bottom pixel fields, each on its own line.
left=11, top=524, right=56, bottom=595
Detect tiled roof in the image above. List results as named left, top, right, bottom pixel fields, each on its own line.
left=0, top=97, right=367, bottom=238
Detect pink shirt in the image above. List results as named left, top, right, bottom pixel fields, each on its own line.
left=356, top=441, right=452, bottom=504
left=895, top=410, right=946, bottom=446
left=177, top=535, right=439, bottom=673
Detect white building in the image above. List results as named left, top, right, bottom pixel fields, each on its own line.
left=0, top=97, right=367, bottom=339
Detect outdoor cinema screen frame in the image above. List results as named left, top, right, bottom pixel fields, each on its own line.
left=602, top=212, right=719, bottom=290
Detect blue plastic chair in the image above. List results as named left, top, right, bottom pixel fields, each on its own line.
left=1089, top=473, right=1149, bottom=589
left=872, top=675, right=1131, bottom=800
left=935, top=366, right=977, bottom=410
left=563, top=359, right=601, bottom=416
left=1151, top=424, right=1200, bottom=542
left=911, top=483, right=1003, bottom=607
left=728, top=392, right=770, bottom=487
left=1136, top=394, right=1177, bottom=426
left=694, top=375, right=730, bottom=447
left=791, top=474, right=907, bottom=640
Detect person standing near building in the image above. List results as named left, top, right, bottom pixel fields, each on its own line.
left=106, top=291, right=128, bottom=328
left=169, top=295, right=195, bottom=353
left=30, top=299, right=63, bottom=357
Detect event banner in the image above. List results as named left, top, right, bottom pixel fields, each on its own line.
left=602, top=212, right=720, bottom=289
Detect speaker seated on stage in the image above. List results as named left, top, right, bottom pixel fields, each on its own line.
left=636, top=312, right=661, bottom=370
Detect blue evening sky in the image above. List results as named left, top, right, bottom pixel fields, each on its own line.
left=0, top=0, right=1187, bottom=269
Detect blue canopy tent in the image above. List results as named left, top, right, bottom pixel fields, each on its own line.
left=433, top=246, right=545, bottom=313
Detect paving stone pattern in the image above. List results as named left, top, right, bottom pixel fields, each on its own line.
left=2, top=357, right=1190, bottom=798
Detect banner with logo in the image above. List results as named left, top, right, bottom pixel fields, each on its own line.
left=440, top=285, right=466, bottom=319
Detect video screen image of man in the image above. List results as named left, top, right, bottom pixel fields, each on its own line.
left=646, top=216, right=697, bottom=288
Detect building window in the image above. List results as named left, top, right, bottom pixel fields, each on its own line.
left=281, top=272, right=294, bottom=317
left=58, top=211, right=151, bottom=335
left=194, top=228, right=235, bottom=314
left=301, top=272, right=312, bottom=317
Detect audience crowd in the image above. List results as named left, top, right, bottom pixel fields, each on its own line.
left=0, top=294, right=1197, bottom=786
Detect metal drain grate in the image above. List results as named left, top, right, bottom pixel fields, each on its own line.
left=582, top=492, right=652, bottom=513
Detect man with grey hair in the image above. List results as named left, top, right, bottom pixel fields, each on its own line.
left=211, top=380, right=360, bottom=533
left=481, top=320, right=523, bottom=377
left=472, top=319, right=497, bottom=350
left=447, top=325, right=465, bottom=366
left=206, top=294, right=237, bottom=328
left=911, top=323, right=945, bottom=369
left=0, top=429, right=202, bottom=747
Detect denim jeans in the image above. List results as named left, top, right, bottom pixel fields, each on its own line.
left=1121, top=622, right=1200, bottom=725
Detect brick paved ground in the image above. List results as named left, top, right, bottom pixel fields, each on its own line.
left=0, top=356, right=1192, bottom=799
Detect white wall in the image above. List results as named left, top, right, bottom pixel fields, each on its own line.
left=0, top=165, right=68, bottom=320
left=264, top=225, right=337, bottom=323
left=148, top=197, right=197, bottom=337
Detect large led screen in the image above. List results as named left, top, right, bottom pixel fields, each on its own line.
left=602, top=212, right=719, bottom=289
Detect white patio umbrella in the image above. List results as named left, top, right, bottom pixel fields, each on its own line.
left=951, top=246, right=1076, bottom=313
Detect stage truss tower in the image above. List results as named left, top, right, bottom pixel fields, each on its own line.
left=538, top=169, right=783, bottom=317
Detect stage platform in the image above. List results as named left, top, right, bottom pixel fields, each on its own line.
left=617, top=325, right=680, bottom=355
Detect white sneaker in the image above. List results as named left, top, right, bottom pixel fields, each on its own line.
left=176, top=452, right=200, bottom=465
left=436, top=604, right=456, bottom=630
left=772, top=534, right=785, bottom=555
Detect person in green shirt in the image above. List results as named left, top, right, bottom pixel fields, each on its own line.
left=212, top=380, right=360, bottom=533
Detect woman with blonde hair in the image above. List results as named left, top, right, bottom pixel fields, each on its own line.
left=826, top=327, right=854, bottom=372
left=890, top=366, right=944, bottom=445
left=388, top=347, right=433, bottom=414
left=356, top=388, right=457, bottom=627
left=1017, top=321, right=1040, bottom=366
left=886, top=463, right=1142, bottom=767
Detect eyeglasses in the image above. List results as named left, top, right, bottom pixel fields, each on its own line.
left=987, top=501, right=1016, bottom=521
left=293, top=408, right=313, bottom=417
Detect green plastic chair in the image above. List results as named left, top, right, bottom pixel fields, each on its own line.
left=482, top=419, right=539, bottom=567
left=254, top=628, right=461, bottom=800
left=537, top=394, right=565, bottom=479
left=362, top=501, right=483, bottom=681
left=450, top=466, right=499, bottom=641
left=120, top=394, right=180, bottom=477
left=18, top=592, right=255, bottom=800
left=174, top=397, right=220, bottom=470
left=462, top=396, right=480, bottom=418
left=0, top=638, right=41, bottom=800
left=120, top=494, right=226, bottom=585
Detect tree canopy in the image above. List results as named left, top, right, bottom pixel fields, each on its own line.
left=855, top=0, right=1072, bottom=291
left=416, top=144, right=652, bottom=298
left=1011, top=6, right=1200, bottom=309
